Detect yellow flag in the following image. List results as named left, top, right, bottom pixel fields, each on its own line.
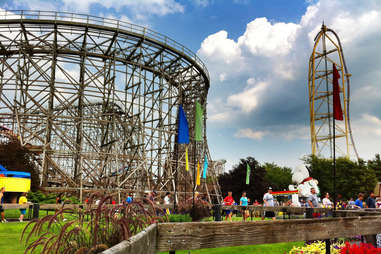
left=185, top=146, right=189, bottom=171
left=196, top=161, right=201, bottom=186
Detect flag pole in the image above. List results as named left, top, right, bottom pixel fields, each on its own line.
left=174, top=139, right=178, bottom=212
left=193, top=139, right=196, bottom=209
left=185, top=146, right=187, bottom=202
left=333, top=102, right=337, bottom=217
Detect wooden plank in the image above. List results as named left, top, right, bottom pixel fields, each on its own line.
left=102, top=224, right=157, bottom=254
left=157, top=216, right=381, bottom=252
left=221, top=205, right=381, bottom=215
left=1, top=204, right=30, bottom=209
left=221, top=205, right=329, bottom=213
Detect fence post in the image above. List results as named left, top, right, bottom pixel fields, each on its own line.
left=325, top=239, right=331, bottom=254
left=214, top=204, right=221, bottom=221
left=32, top=203, right=40, bottom=219
left=28, top=204, right=33, bottom=220
left=305, top=208, right=313, bottom=218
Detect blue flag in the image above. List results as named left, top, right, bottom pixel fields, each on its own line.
left=178, top=105, right=189, bottom=144
left=202, top=154, right=208, bottom=179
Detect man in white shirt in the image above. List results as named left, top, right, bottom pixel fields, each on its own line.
left=164, top=192, right=171, bottom=205
left=262, top=187, right=276, bottom=220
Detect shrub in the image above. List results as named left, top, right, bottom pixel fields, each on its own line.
left=21, top=193, right=167, bottom=254
left=27, top=191, right=80, bottom=204
left=177, top=198, right=211, bottom=222
left=168, top=214, right=192, bottom=222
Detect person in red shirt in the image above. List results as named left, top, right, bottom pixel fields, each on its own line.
left=223, top=191, right=235, bottom=222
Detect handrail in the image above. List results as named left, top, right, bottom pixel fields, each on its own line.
left=0, top=10, right=209, bottom=82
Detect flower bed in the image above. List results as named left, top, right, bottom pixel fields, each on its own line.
left=289, top=241, right=381, bottom=254
left=289, top=241, right=344, bottom=254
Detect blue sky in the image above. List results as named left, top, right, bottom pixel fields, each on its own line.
left=2, top=0, right=381, bottom=171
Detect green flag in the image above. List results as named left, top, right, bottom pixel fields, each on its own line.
left=194, top=101, right=203, bottom=141
left=246, top=163, right=251, bottom=185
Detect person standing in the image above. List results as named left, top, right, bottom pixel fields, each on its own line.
left=240, top=192, right=249, bottom=221
left=322, top=192, right=333, bottom=208
left=262, top=187, right=276, bottom=221
left=164, top=192, right=171, bottom=205
left=163, top=192, right=171, bottom=215
left=18, top=192, right=28, bottom=222
left=355, top=193, right=364, bottom=209
left=223, top=191, right=235, bottom=222
left=307, top=187, right=320, bottom=218
left=0, top=187, right=6, bottom=223
left=126, top=193, right=133, bottom=204
left=366, top=191, right=376, bottom=208
left=348, top=198, right=355, bottom=208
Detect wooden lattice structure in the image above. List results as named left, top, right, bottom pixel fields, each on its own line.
left=0, top=10, right=222, bottom=202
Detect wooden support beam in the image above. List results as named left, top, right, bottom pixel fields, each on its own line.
left=157, top=216, right=381, bottom=252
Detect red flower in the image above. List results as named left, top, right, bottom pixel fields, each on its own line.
left=340, top=242, right=381, bottom=254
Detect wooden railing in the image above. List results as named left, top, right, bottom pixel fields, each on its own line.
left=157, top=216, right=381, bottom=251
left=3, top=203, right=381, bottom=253
left=100, top=215, right=381, bottom=254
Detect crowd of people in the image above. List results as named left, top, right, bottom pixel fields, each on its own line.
left=1, top=186, right=380, bottom=223
left=221, top=187, right=381, bottom=221
left=223, top=187, right=277, bottom=221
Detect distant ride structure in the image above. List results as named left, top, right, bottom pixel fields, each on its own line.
left=308, top=24, right=359, bottom=159
left=0, top=10, right=222, bottom=202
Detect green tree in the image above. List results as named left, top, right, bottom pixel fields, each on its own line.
left=0, top=134, right=40, bottom=191
left=304, top=155, right=377, bottom=200
left=368, top=154, right=381, bottom=181
left=218, top=157, right=268, bottom=203
left=263, top=163, right=293, bottom=191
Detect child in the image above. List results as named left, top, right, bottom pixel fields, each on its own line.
left=19, top=192, right=28, bottom=222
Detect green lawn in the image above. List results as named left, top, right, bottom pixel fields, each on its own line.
left=0, top=222, right=37, bottom=254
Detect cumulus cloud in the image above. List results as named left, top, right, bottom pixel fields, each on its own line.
left=201, top=0, right=381, bottom=161
left=227, top=79, right=268, bottom=113
left=235, top=128, right=267, bottom=140
left=199, top=30, right=242, bottom=65
left=237, top=18, right=300, bottom=57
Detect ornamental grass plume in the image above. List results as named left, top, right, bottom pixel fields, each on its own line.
left=340, top=242, right=381, bottom=254
left=21, top=193, right=168, bottom=254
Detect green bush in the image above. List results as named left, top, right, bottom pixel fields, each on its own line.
left=26, top=191, right=80, bottom=204
left=168, top=214, right=192, bottom=222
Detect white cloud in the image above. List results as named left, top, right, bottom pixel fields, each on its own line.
left=208, top=112, right=231, bottom=122
left=235, top=128, right=267, bottom=140
left=199, top=30, right=242, bottom=64
left=207, top=98, right=237, bottom=123
left=348, top=114, right=381, bottom=159
left=238, top=17, right=300, bottom=57
left=227, top=79, right=268, bottom=113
